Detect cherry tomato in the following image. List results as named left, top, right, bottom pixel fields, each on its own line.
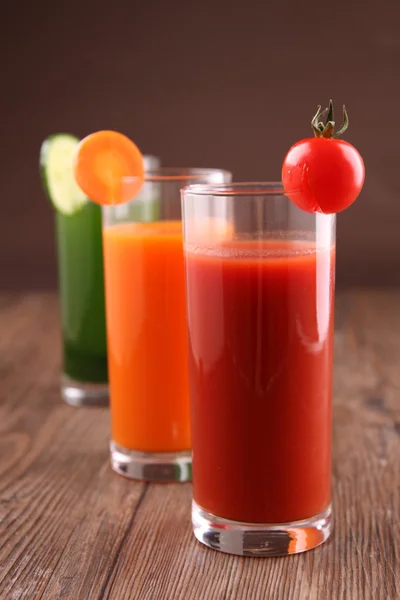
left=282, top=102, right=365, bottom=214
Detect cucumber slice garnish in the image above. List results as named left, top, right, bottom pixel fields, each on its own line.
left=40, top=134, right=89, bottom=215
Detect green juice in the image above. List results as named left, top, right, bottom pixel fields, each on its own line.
left=56, top=203, right=108, bottom=383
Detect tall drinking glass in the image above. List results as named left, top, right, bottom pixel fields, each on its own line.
left=58, top=155, right=160, bottom=407
left=182, top=183, right=336, bottom=556
left=57, top=202, right=108, bottom=406
left=102, top=168, right=232, bottom=482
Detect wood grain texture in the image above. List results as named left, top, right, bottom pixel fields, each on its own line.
left=0, top=292, right=398, bottom=600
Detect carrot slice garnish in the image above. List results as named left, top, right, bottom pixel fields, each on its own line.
left=73, top=130, right=144, bottom=205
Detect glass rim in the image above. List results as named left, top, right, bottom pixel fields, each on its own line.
left=181, top=181, right=300, bottom=196
left=141, top=167, right=231, bottom=182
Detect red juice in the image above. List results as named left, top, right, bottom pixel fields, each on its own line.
left=185, top=240, right=335, bottom=524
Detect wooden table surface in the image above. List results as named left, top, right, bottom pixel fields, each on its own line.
left=0, top=292, right=399, bottom=600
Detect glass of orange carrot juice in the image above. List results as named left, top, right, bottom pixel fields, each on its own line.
left=102, top=168, right=232, bottom=482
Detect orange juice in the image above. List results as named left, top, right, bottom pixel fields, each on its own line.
left=103, top=221, right=191, bottom=453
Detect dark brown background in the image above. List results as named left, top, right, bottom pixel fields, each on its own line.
left=1, top=0, right=399, bottom=289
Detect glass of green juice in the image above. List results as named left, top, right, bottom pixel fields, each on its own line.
left=56, top=200, right=108, bottom=406
left=40, top=134, right=160, bottom=406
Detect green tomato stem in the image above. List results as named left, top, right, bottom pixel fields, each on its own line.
left=311, top=100, right=349, bottom=138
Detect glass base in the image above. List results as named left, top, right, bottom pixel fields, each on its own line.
left=62, top=375, right=109, bottom=407
left=110, top=441, right=192, bottom=482
left=192, top=501, right=332, bottom=557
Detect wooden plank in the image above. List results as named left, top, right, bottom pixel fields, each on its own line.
left=0, top=292, right=398, bottom=599
left=0, top=295, right=146, bottom=599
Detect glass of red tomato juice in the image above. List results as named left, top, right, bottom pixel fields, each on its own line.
left=182, top=183, right=336, bottom=556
